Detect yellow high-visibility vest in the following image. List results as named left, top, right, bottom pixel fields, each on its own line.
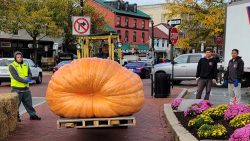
left=9, top=61, right=29, bottom=88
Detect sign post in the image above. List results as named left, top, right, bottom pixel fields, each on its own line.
left=168, top=19, right=180, bottom=88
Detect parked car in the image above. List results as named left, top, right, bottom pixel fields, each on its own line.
left=0, top=58, right=43, bottom=85
left=125, top=61, right=151, bottom=79
left=153, top=53, right=223, bottom=85
left=52, top=60, right=72, bottom=73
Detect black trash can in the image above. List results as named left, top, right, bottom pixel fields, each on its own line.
left=154, top=73, right=171, bottom=98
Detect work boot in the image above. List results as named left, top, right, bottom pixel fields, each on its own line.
left=30, top=115, right=41, bottom=120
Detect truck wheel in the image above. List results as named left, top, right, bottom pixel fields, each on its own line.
left=36, top=73, right=42, bottom=84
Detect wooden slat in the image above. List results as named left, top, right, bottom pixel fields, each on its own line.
left=57, top=116, right=136, bottom=129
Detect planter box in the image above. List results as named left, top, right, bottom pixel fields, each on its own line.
left=164, top=104, right=228, bottom=141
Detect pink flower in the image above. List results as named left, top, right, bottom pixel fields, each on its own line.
left=229, top=124, right=250, bottom=141
left=171, top=98, right=183, bottom=110
left=224, top=104, right=250, bottom=120
left=184, top=100, right=213, bottom=117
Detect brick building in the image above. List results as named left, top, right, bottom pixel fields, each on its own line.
left=86, top=0, right=151, bottom=53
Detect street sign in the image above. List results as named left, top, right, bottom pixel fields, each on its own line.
left=167, top=19, right=181, bottom=27
left=72, top=16, right=91, bottom=35
left=216, top=36, right=223, bottom=45
left=170, top=27, right=179, bottom=45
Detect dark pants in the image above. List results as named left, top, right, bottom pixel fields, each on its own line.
left=196, top=78, right=212, bottom=100
left=11, top=89, right=36, bottom=117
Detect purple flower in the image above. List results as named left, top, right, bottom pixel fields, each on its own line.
left=184, top=100, right=213, bottom=117
left=229, top=124, right=250, bottom=141
left=171, top=98, right=183, bottom=110
left=224, top=104, right=250, bottom=120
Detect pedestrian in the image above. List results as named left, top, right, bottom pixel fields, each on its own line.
left=196, top=49, right=218, bottom=100
left=9, top=51, right=41, bottom=122
left=223, top=49, right=244, bottom=104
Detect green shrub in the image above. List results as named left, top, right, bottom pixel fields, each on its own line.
left=202, top=108, right=224, bottom=120
left=188, top=114, right=214, bottom=128
left=197, top=124, right=227, bottom=139
left=230, top=113, right=250, bottom=128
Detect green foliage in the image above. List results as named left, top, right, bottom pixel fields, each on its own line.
left=216, top=104, right=228, bottom=112
left=202, top=104, right=228, bottom=120
left=0, top=0, right=106, bottom=48
left=203, top=108, right=224, bottom=120
left=45, top=0, right=106, bottom=47
left=197, top=124, right=227, bottom=139
left=230, top=113, right=250, bottom=128
left=166, top=0, right=225, bottom=49
left=188, top=114, right=214, bottom=128
left=1, top=0, right=62, bottom=38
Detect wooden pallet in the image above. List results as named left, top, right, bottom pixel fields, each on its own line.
left=57, top=116, right=136, bottom=129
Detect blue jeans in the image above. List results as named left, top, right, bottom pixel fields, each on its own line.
left=11, top=89, right=36, bottom=117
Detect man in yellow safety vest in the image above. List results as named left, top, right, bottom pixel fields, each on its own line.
left=9, top=51, right=41, bottom=122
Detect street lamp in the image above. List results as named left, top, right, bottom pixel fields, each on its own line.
left=151, top=20, right=154, bottom=65
left=76, top=41, right=81, bottom=59
left=118, top=42, right=122, bottom=64
left=150, top=19, right=155, bottom=97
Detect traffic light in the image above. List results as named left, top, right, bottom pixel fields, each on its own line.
left=80, top=0, right=83, bottom=7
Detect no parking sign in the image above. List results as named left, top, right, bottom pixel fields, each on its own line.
left=72, top=16, right=91, bottom=35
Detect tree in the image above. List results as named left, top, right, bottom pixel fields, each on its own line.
left=0, top=0, right=106, bottom=64
left=166, top=0, right=225, bottom=51
left=1, top=0, right=62, bottom=64
left=45, top=0, right=106, bottom=51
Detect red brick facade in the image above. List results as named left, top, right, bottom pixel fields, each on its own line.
left=86, top=0, right=150, bottom=45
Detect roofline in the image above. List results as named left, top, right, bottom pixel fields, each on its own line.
left=94, top=0, right=151, bottom=19
left=138, top=3, right=165, bottom=7
left=154, top=23, right=171, bottom=29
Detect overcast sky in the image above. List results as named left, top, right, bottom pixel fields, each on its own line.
left=126, top=0, right=166, bottom=5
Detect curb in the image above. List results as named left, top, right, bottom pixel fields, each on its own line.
left=177, top=88, right=189, bottom=98
left=164, top=104, right=198, bottom=141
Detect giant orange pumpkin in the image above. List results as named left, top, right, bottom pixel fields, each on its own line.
left=46, top=58, right=144, bottom=118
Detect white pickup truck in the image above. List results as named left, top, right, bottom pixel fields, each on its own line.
left=223, top=0, right=250, bottom=86
left=0, top=58, right=43, bottom=85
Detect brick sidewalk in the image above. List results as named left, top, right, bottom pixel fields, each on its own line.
left=8, top=79, right=182, bottom=141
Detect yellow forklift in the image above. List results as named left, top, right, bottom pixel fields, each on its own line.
left=76, top=34, right=123, bottom=64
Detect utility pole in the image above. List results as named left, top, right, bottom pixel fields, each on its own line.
left=151, top=19, right=154, bottom=97
left=168, top=25, right=174, bottom=88
left=80, top=0, right=84, bottom=16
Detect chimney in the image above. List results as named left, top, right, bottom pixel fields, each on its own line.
left=125, top=2, right=129, bottom=11
left=117, top=0, right=121, bottom=10
left=133, top=4, right=137, bottom=13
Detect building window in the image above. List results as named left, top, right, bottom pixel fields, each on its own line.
left=162, top=40, right=165, bottom=47
left=12, top=43, right=17, bottom=48
left=125, top=17, right=129, bottom=27
left=117, top=30, right=121, bottom=38
left=133, top=19, right=137, bottom=28
left=142, top=32, right=145, bottom=43
left=125, top=30, right=129, bottom=42
left=116, top=16, right=121, bottom=26
left=133, top=31, right=137, bottom=42
left=142, top=20, right=145, bottom=29
left=156, top=39, right=159, bottom=47
left=117, top=30, right=121, bottom=35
